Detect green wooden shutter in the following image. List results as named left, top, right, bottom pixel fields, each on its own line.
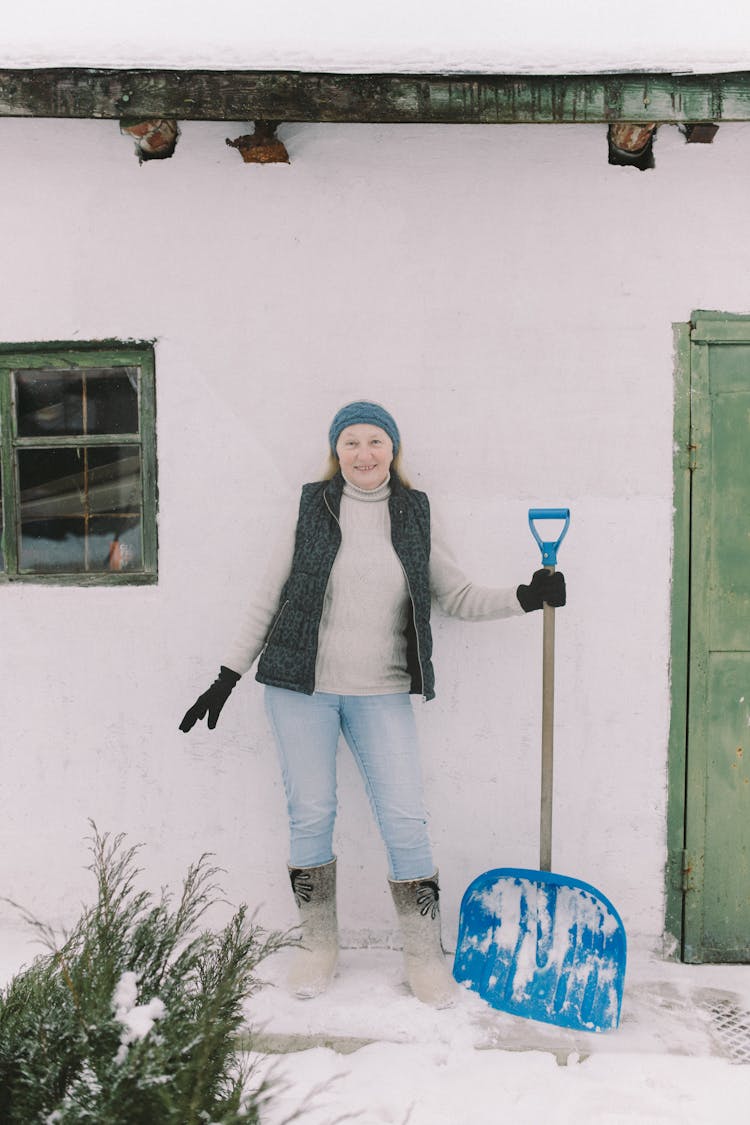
left=681, top=314, right=750, bottom=962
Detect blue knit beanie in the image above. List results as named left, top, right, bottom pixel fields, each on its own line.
left=328, top=401, right=401, bottom=456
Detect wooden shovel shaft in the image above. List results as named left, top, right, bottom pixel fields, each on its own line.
left=540, top=569, right=555, bottom=872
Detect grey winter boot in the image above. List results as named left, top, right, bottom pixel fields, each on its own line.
left=287, top=858, right=339, bottom=999
left=388, top=872, right=458, bottom=1008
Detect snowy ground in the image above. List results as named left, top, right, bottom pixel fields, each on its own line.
left=243, top=945, right=750, bottom=1125
left=3, top=931, right=749, bottom=1123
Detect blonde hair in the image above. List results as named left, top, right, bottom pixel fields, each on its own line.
left=322, top=447, right=411, bottom=488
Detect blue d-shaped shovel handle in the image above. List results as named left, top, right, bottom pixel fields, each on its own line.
left=528, top=508, right=570, bottom=567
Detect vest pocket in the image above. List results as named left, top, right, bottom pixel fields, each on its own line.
left=261, top=599, right=289, bottom=653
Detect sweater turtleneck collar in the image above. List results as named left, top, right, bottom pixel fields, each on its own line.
left=341, top=473, right=392, bottom=502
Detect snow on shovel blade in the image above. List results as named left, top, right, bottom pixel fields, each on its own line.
left=453, top=868, right=627, bottom=1033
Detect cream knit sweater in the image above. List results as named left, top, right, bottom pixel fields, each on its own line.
left=224, top=476, right=524, bottom=694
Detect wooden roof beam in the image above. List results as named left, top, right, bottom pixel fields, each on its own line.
left=0, top=68, right=745, bottom=125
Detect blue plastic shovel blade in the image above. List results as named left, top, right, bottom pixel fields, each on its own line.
left=453, top=867, right=627, bottom=1032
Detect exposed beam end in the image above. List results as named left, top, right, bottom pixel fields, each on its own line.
left=608, top=123, right=657, bottom=170
left=683, top=123, right=720, bottom=144
left=226, top=120, right=290, bottom=163
left=120, top=117, right=179, bottom=162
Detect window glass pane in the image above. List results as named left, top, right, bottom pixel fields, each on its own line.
left=15, top=370, right=83, bottom=435
left=15, top=367, right=140, bottom=437
left=85, top=369, right=140, bottom=435
left=18, top=446, right=143, bottom=573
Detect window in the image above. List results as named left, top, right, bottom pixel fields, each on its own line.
left=0, top=344, right=157, bottom=584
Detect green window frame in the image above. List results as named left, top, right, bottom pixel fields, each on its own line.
left=0, top=342, right=157, bottom=585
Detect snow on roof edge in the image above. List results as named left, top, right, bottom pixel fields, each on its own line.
left=2, top=1, right=749, bottom=75
left=1, top=48, right=749, bottom=77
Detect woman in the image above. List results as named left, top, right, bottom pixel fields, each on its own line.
left=180, top=401, right=565, bottom=1007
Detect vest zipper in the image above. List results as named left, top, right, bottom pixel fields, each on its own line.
left=261, top=599, right=289, bottom=654
left=324, top=490, right=339, bottom=527
left=320, top=490, right=342, bottom=677
left=397, top=557, right=426, bottom=702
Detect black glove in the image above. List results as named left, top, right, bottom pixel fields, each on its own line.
left=516, top=569, right=566, bottom=613
left=179, top=666, right=241, bottom=732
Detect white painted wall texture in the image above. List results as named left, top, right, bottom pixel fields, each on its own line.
left=1, top=116, right=748, bottom=958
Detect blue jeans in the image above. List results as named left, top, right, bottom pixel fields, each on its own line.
left=264, top=687, right=434, bottom=880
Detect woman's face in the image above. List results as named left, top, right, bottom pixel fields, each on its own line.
left=335, top=423, right=394, bottom=490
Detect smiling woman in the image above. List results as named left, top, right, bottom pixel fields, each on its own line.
left=321, top=404, right=411, bottom=488
left=335, top=424, right=393, bottom=489
left=180, top=398, right=566, bottom=1009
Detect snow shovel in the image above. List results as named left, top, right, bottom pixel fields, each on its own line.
left=453, top=508, right=626, bottom=1033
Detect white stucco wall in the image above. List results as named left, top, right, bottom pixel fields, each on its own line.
left=1, top=116, right=748, bottom=958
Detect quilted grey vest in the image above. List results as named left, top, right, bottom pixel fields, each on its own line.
left=255, top=471, right=435, bottom=700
